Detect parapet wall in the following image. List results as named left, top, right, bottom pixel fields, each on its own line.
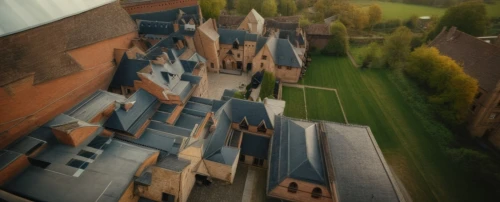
left=122, top=0, right=198, bottom=15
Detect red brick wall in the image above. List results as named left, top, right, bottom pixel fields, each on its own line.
left=0, top=32, right=137, bottom=149
left=122, top=0, right=198, bottom=15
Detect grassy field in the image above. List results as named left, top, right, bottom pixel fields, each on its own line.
left=352, top=0, right=500, bottom=20
left=296, top=54, right=491, bottom=201
left=305, top=88, right=345, bottom=123
left=282, top=86, right=307, bottom=119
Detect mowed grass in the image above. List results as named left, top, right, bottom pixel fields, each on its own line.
left=305, top=88, right=345, bottom=123
left=352, top=0, right=500, bottom=20
left=282, top=86, right=307, bottom=119
left=300, top=55, right=490, bottom=201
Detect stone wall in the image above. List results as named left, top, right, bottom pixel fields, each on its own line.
left=204, top=157, right=238, bottom=183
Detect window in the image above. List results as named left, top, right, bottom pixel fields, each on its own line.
left=476, top=92, right=483, bottom=99
left=262, top=55, right=267, bottom=60
left=237, top=53, right=240, bottom=58
left=287, top=66, right=292, bottom=70
left=489, top=113, right=497, bottom=120
left=277, top=66, right=282, bottom=69
left=497, top=102, right=500, bottom=108
left=252, top=158, right=264, bottom=166
left=260, top=63, right=264, bottom=68
left=211, top=63, right=214, bottom=68
left=77, top=150, right=97, bottom=160
left=239, top=154, right=246, bottom=162
left=311, top=187, right=322, bottom=198
left=66, top=159, right=89, bottom=169
left=162, top=193, right=174, bottom=202
left=239, top=119, right=249, bottom=130
left=288, top=182, right=298, bottom=193
left=257, top=122, right=267, bottom=133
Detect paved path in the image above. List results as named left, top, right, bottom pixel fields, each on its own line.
left=282, top=83, right=349, bottom=123
left=241, top=168, right=256, bottom=202
left=207, top=72, right=251, bottom=99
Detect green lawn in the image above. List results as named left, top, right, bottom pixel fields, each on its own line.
left=305, top=88, right=345, bottom=123
left=299, top=55, right=491, bottom=201
left=282, top=86, right=307, bottom=119
left=352, top=0, right=500, bottom=20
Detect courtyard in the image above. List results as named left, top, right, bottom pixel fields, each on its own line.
left=281, top=54, right=491, bottom=202
left=207, top=72, right=252, bottom=99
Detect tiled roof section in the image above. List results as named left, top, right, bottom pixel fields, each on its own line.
left=130, top=5, right=199, bottom=22
left=268, top=116, right=327, bottom=192
left=240, top=132, right=270, bottom=159
left=138, top=20, right=175, bottom=35
left=0, top=150, right=22, bottom=171
left=323, top=122, right=403, bottom=202
left=218, top=28, right=247, bottom=45
left=109, top=54, right=151, bottom=88
left=0, top=2, right=136, bottom=87
left=265, top=37, right=303, bottom=68
left=104, top=89, right=158, bottom=134
left=156, top=154, right=190, bottom=172
left=265, top=19, right=299, bottom=31
left=305, top=23, right=330, bottom=35
left=429, top=27, right=500, bottom=92
left=245, top=33, right=258, bottom=42
left=64, top=90, right=125, bottom=122
left=5, top=136, right=46, bottom=155
left=279, top=30, right=305, bottom=46
left=218, top=15, right=245, bottom=27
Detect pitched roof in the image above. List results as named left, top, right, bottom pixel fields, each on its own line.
left=218, top=28, right=247, bottom=45
left=265, top=19, right=299, bottom=31
left=430, top=27, right=500, bottom=92
left=268, top=116, right=327, bottom=192
left=266, top=16, right=300, bottom=23
left=197, top=19, right=219, bottom=41
left=263, top=37, right=303, bottom=68
left=240, top=132, right=270, bottom=159
left=64, top=90, right=125, bottom=122
left=0, top=1, right=136, bottom=87
left=218, top=15, right=245, bottom=27
left=138, top=20, right=175, bottom=35
left=305, top=23, right=330, bottom=36
left=130, top=5, right=200, bottom=22
left=109, top=54, right=151, bottom=88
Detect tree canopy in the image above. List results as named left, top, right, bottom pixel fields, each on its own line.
left=367, top=4, right=382, bottom=29
left=278, top=0, right=297, bottom=16
left=200, top=0, right=227, bottom=19
left=405, top=46, right=478, bottom=124
left=429, top=1, right=488, bottom=39
left=236, top=0, right=261, bottom=15
left=382, top=26, right=413, bottom=68
left=259, top=71, right=276, bottom=99
left=321, top=20, right=348, bottom=56
left=261, top=0, right=278, bottom=17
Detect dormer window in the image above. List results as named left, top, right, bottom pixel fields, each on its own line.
left=257, top=121, right=267, bottom=133
left=288, top=182, right=298, bottom=193
left=233, top=40, right=239, bottom=49
left=239, top=118, right=249, bottom=130
left=311, top=187, right=322, bottom=198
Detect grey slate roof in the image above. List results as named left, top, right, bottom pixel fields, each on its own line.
left=0, top=150, right=22, bottom=171
left=323, top=122, right=402, bottom=202
left=216, top=99, right=274, bottom=129
left=5, top=136, right=46, bottom=155
left=240, top=133, right=270, bottom=160
left=130, top=5, right=200, bottom=22
left=245, top=33, right=258, bottom=42
left=3, top=127, right=157, bottom=202
left=104, top=89, right=158, bottom=134
left=64, top=90, right=125, bottom=122
left=138, top=20, right=175, bottom=35
left=268, top=116, right=327, bottom=193
left=115, top=128, right=183, bottom=154
left=264, top=37, right=303, bottom=68
left=110, top=54, right=151, bottom=88
left=218, top=28, right=247, bottom=45
left=156, top=154, right=190, bottom=172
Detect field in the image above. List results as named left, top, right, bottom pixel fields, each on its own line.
left=281, top=54, right=492, bottom=201
left=351, top=0, right=500, bottom=20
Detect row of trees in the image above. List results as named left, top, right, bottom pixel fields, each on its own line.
left=235, top=0, right=298, bottom=17
left=313, top=0, right=382, bottom=30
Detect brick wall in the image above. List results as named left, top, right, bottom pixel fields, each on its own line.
left=269, top=178, right=334, bottom=202
left=252, top=46, right=276, bottom=75
left=0, top=32, right=137, bottom=149
left=122, top=0, right=198, bottom=15
left=0, top=155, right=29, bottom=185
left=194, top=20, right=220, bottom=73
left=118, top=181, right=140, bottom=202
left=275, top=66, right=301, bottom=83
left=204, top=158, right=238, bottom=183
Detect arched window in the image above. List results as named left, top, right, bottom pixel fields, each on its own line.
left=257, top=121, right=267, bottom=133
left=311, top=187, right=322, bottom=198
left=288, top=182, right=298, bottom=193
left=239, top=119, right=249, bottom=130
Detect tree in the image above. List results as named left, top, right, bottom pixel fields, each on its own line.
left=367, top=4, right=382, bottom=30
left=259, top=71, right=276, bottom=99
left=321, top=20, right=348, bottom=56
left=200, top=0, right=227, bottom=19
left=331, top=2, right=368, bottom=30
left=361, top=42, right=383, bottom=68
left=278, top=0, right=298, bottom=16
left=237, top=0, right=260, bottom=15
left=428, top=1, right=488, bottom=40
left=299, top=16, right=312, bottom=28
left=261, top=0, right=278, bottom=17
left=382, top=26, right=413, bottom=68
left=297, top=0, right=309, bottom=10
left=406, top=46, right=478, bottom=123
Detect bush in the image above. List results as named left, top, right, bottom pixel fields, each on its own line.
left=233, top=91, right=245, bottom=99
left=382, top=26, right=413, bottom=68
left=259, top=71, right=276, bottom=99
left=321, top=20, right=349, bottom=56
left=361, top=42, right=383, bottom=68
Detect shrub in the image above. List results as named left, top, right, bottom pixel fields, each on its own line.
left=382, top=26, right=413, bottom=68
left=259, top=71, right=276, bottom=99
left=321, top=20, right=349, bottom=56
left=233, top=91, right=245, bottom=99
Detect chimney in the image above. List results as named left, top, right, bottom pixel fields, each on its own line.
left=447, top=27, right=457, bottom=41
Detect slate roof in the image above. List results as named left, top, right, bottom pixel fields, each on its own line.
left=156, top=154, right=190, bottom=172
left=305, top=23, right=330, bottom=36
left=268, top=116, right=327, bottom=193
left=109, top=54, right=151, bottom=88
left=429, top=27, right=500, bottom=92
left=64, top=90, right=125, bottom=122
left=265, top=19, right=299, bottom=31
left=130, top=5, right=200, bottom=22
left=218, top=28, right=247, bottom=45
left=323, top=122, right=403, bottom=202
left=203, top=111, right=238, bottom=165
left=138, top=20, right=175, bottom=35
left=5, top=136, right=46, bottom=156
left=115, top=128, right=184, bottom=154
left=263, top=37, right=303, bottom=68
left=0, top=150, right=22, bottom=171
left=104, top=89, right=158, bottom=134
left=3, top=127, right=157, bottom=202
left=245, top=33, right=259, bottom=42
left=278, top=30, right=305, bottom=46
left=0, top=1, right=137, bottom=87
